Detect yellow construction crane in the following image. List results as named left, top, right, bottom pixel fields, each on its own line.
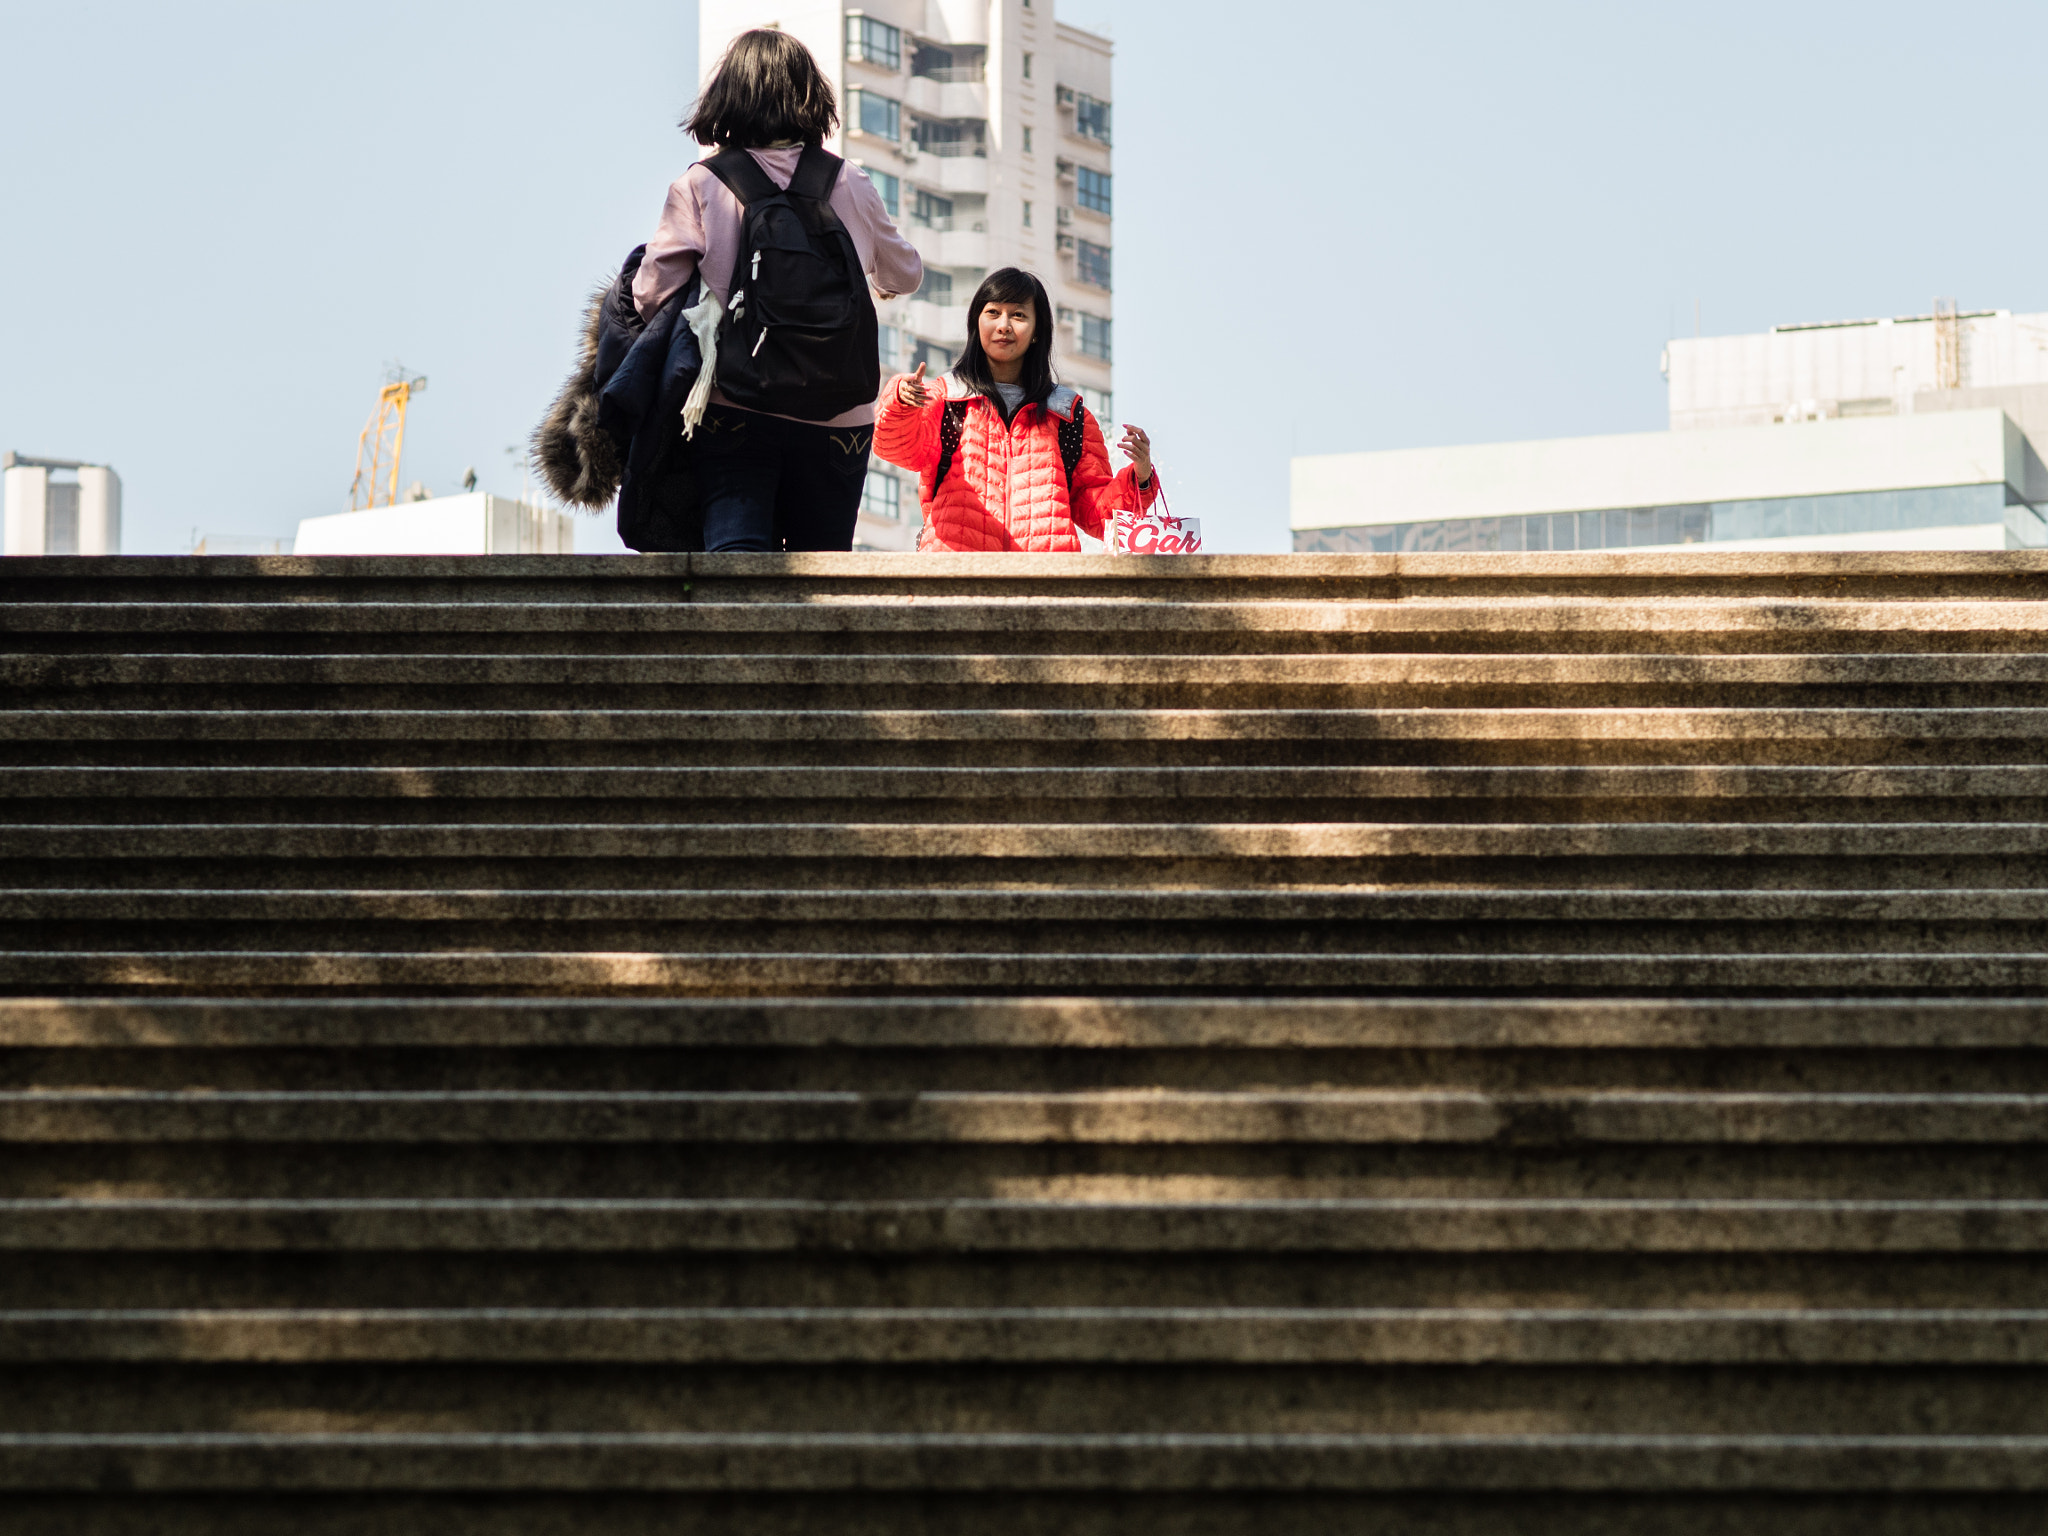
left=348, top=369, right=428, bottom=509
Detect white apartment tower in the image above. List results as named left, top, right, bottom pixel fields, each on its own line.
left=698, top=0, right=1117, bottom=549
left=3, top=453, right=121, bottom=556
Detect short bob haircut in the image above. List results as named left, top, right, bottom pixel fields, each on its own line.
left=686, top=29, right=838, bottom=148
left=955, top=268, right=1058, bottom=413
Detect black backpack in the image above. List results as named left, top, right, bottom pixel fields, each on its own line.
left=702, top=146, right=880, bottom=419
left=934, top=395, right=1088, bottom=489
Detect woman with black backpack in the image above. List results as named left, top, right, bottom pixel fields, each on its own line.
left=633, top=28, right=922, bottom=551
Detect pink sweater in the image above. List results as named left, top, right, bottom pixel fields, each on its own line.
left=632, top=146, right=924, bottom=428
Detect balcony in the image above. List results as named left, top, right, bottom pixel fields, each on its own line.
left=904, top=75, right=988, bottom=119
left=908, top=154, right=989, bottom=195
left=907, top=222, right=990, bottom=271
left=903, top=297, right=968, bottom=350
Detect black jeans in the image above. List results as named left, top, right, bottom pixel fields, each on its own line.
left=693, top=405, right=870, bottom=552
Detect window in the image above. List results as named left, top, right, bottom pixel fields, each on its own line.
left=911, top=338, right=955, bottom=373
left=862, top=165, right=899, bottom=216
left=912, top=189, right=953, bottom=228
left=861, top=468, right=903, bottom=522
left=914, top=117, right=987, bottom=157
left=1022, top=200, right=1033, bottom=227
left=1078, top=312, right=1112, bottom=361
left=1022, top=52, right=1033, bottom=79
left=1075, top=238, right=1111, bottom=290
left=1075, top=93, right=1112, bottom=145
left=1076, top=166, right=1112, bottom=216
left=850, top=88, right=901, bottom=142
left=877, top=324, right=900, bottom=370
left=1081, top=386, right=1114, bottom=428
left=1022, top=126, right=1033, bottom=154
left=845, top=14, right=902, bottom=70
left=916, top=268, right=953, bottom=305
left=912, top=44, right=984, bottom=81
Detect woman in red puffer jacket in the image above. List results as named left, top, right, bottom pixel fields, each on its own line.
left=874, top=267, right=1160, bottom=551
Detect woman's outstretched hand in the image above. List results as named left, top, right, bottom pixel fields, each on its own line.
left=1118, top=424, right=1153, bottom=486
left=897, top=361, right=931, bottom=408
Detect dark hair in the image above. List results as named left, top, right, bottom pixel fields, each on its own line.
left=685, top=29, right=838, bottom=148
left=955, top=268, right=1057, bottom=409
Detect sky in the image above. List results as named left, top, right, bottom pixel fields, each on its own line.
left=4, top=0, right=2048, bottom=554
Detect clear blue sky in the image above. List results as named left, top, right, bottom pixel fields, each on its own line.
left=4, top=1, right=2046, bottom=554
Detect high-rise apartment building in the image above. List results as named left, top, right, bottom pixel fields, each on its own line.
left=698, top=0, right=1117, bottom=549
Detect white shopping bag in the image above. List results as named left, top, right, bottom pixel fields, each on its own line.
left=1111, top=493, right=1201, bottom=555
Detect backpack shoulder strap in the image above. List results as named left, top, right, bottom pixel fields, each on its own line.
left=702, top=149, right=782, bottom=206
left=1058, top=403, right=1088, bottom=490
left=932, top=400, right=971, bottom=490
left=788, top=145, right=844, bottom=203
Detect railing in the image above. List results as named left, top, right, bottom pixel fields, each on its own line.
left=916, top=140, right=987, bottom=158
left=913, top=65, right=985, bottom=84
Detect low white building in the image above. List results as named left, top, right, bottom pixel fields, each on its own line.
left=293, top=493, right=576, bottom=555
left=1293, top=307, right=2048, bottom=553
left=3, top=453, right=121, bottom=555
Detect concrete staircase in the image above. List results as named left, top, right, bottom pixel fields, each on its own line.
left=2, top=549, right=2046, bottom=1533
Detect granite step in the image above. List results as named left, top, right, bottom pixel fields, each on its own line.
left=8, top=650, right=2046, bottom=712
left=4, top=764, right=2048, bottom=829
left=6, top=818, right=2045, bottom=863
left=5, top=949, right=2048, bottom=996
left=8, top=1306, right=2043, bottom=1366
left=6, top=600, right=2048, bottom=661
left=7, top=995, right=2042, bottom=1052
left=2, top=1467, right=2040, bottom=1535
left=11, top=1359, right=2046, bottom=1437
left=10, top=1087, right=2042, bottom=1145
left=2, top=1428, right=2046, bottom=1493
left=8, top=1197, right=2044, bottom=1253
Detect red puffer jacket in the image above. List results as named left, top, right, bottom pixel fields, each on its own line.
left=874, top=373, right=1160, bottom=551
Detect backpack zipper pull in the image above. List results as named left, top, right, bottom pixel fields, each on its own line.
left=752, top=325, right=769, bottom=356
left=751, top=250, right=762, bottom=280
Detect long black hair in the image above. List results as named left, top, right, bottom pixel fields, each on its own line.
left=686, top=29, right=838, bottom=148
left=955, top=268, right=1057, bottom=411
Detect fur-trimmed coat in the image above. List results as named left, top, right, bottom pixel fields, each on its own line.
left=533, top=245, right=705, bottom=551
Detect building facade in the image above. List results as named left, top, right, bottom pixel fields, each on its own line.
left=1293, top=307, right=2048, bottom=554
left=699, top=0, right=1117, bottom=549
left=3, top=453, right=121, bottom=556
left=293, top=493, right=575, bottom=555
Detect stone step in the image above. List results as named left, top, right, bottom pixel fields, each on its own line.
left=13, top=651, right=2048, bottom=687
left=9, top=706, right=2043, bottom=742
left=10, top=1246, right=2035, bottom=1314
left=2, top=762, right=2044, bottom=816
left=3, top=949, right=2045, bottom=996
left=7, top=819, right=2045, bottom=860
left=1, top=1428, right=2044, bottom=1494
left=4, top=548, right=2045, bottom=595
left=2, top=826, right=2044, bottom=896
left=8, top=1197, right=2044, bottom=1253
left=8, top=651, right=2047, bottom=712
left=7, top=995, right=2042, bottom=1051
left=9, top=1088, right=2043, bottom=1145
left=6, top=887, right=2045, bottom=950
left=5, top=600, right=2048, bottom=659
left=7, top=1305, right=2043, bottom=1365
left=12, top=1361, right=2047, bottom=1439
